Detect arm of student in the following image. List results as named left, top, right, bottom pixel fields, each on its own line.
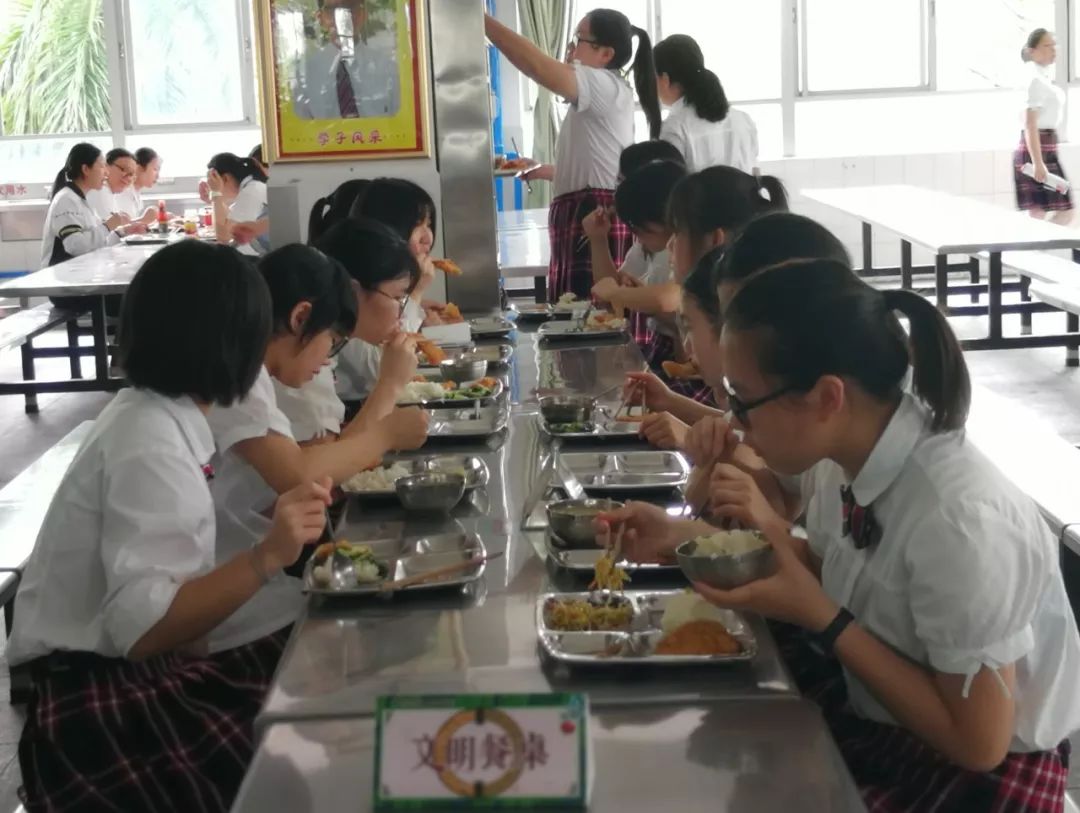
left=233, top=429, right=390, bottom=492
left=607, top=283, right=682, bottom=316
left=484, top=14, right=577, bottom=102
left=341, top=383, right=397, bottom=436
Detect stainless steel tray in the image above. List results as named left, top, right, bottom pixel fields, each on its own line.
left=513, top=303, right=553, bottom=320
left=416, top=343, right=514, bottom=374
left=469, top=316, right=515, bottom=338
left=536, top=590, right=756, bottom=664
left=545, top=533, right=681, bottom=575
left=555, top=451, right=689, bottom=491
left=304, top=532, right=486, bottom=595
left=396, top=378, right=505, bottom=407
left=538, top=320, right=628, bottom=341
left=341, top=456, right=490, bottom=497
left=538, top=413, right=641, bottom=440
left=426, top=403, right=510, bottom=438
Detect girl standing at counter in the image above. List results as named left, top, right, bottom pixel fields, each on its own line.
left=484, top=9, right=661, bottom=300
left=10, top=241, right=333, bottom=810
left=206, top=152, right=269, bottom=256
left=604, top=259, right=1080, bottom=811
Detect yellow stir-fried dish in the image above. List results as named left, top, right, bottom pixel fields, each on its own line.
left=545, top=598, right=632, bottom=631
left=590, top=555, right=629, bottom=592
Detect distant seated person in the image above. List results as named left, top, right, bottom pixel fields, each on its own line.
left=249, top=143, right=269, bottom=178
left=132, top=146, right=167, bottom=218
left=291, top=0, right=400, bottom=120
left=85, top=148, right=154, bottom=227
left=204, top=153, right=268, bottom=256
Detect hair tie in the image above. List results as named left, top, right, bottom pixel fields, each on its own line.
left=758, top=183, right=771, bottom=202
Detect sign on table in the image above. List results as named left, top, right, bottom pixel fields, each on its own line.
left=374, top=694, right=589, bottom=809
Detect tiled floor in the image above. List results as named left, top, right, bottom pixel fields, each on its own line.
left=0, top=322, right=1078, bottom=808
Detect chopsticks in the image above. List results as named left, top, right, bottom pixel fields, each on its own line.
left=378, top=550, right=504, bottom=593
left=685, top=409, right=736, bottom=521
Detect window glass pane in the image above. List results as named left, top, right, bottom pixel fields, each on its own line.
left=803, top=0, right=924, bottom=92
left=131, top=129, right=261, bottom=179
left=937, top=0, right=1053, bottom=90
left=0, top=135, right=113, bottom=187
left=0, top=0, right=109, bottom=135
left=127, top=0, right=245, bottom=126
left=658, top=0, right=781, bottom=101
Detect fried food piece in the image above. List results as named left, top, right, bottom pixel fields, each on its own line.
left=477, top=377, right=499, bottom=389
left=655, top=619, right=741, bottom=656
left=615, top=414, right=645, bottom=423
left=662, top=360, right=701, bottom=380
left=415, top=339, right=447, bottom=364
left=313, top=540, right=351, bottom=562
left=433, top=259, right=462, bottom=276
left=442, top=302, right=463, bottom=322
left=501, top=157, right=534, bottom=171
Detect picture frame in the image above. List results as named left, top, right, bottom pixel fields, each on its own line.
left=253, top=0, right=431, bottom=162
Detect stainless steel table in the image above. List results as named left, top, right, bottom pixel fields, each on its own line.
left=234, top=701, right=866, bottom=812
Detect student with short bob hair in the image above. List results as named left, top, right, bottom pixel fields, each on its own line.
left=10, top=240, right=333, bottom=811
left=603, top=258, right=1080, bottom=810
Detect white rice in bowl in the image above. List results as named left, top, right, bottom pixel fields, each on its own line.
left=691, top=530, right=769, bottom=557
left=342, top=462, right=412, bottom=492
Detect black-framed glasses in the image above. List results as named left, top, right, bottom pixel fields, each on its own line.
left=569, top=33, right=600, bottom=50
left=373, top=288, right=409, bottom=318
left=721, top=376, right=794, bottom=427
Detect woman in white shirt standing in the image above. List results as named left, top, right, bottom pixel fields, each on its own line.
left=10, top=240, right=332, bottom=811
left=206, top=152, right=269, bottom=256
left=1014, top=28, right=1072, bottom=223
left=602, top=259, right=1080, bottom=810
left=654, top=34, right=758, bottom=174
left=484, top=9, right=661, bottom=301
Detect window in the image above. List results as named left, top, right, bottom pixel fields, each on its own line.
left=936, top=0, right=1053, bottom=90
left=801, top=0, right=926, bottom=92
left=658, top=1, right=782, bottom=101
left=0, top=0, right=110, bottom=135
left=122, top=0, right=249, bottom=127
left=139, top=128, right=260, bottom=179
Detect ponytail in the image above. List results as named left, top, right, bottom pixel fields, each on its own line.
left=881, top=289, right=970, bottom=431
left=51, top=142, right=102, bottom=200
left=630, top=26, right=661, bottom=139
left=654, top=34, right=729, bottom=123
left=1022, top=28, right=1049, bottom=63
left=758, top=176, right=789, bottom=211
left=307, top=196, right=332, bottom=244
left=207, top=152, right=268, bottom=185
left=50, top=169, right=70, bottom=200
left=667, top=166, right=789, bottom=250
left=306, top=179, right=371, bottom=245
left=724, top=259, right=971, bottom=434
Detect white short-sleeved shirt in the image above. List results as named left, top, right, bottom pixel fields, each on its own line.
left=274, top=364, right=346, bottom=442
left=553, top=64, right=635, bottom=197
left=788, top=393, right=1080, bottom=752
left=86, top=186, right=141, bottom=222
left=618, top=244, right=677, bottom=337
left=1025, top=61, right=1065, bottom=130
left=333, top=302, right=423, bottom=401
left=39, top=186, right=121, bottom=268
left=230, top=177, right=269, bottom=256
left=660, top=99, right=759, bottom=174
left=7, top=389, right=218, bottom=664
left=205, top=367, right=305, bottom=651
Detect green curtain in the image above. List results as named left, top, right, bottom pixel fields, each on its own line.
left=516, top=0, right=568, bottom=210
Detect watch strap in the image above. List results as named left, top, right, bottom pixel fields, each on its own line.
left=815, top=607, right=854, bottom=655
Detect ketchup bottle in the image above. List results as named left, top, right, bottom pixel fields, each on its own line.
left=157, top=200, right=168, bottom=233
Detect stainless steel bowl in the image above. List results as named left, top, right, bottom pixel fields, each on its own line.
left=439, top=356, right=489, bottom=384
left=539, top=394, right=595, bottom=425
left=675, top=534, right=775, bottom=589
left=395, top=472, right=466, bottom=512
left=547, top=498, right=623, bottom=548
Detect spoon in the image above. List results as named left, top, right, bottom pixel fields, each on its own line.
left=329, top=548, right=357, bottom=590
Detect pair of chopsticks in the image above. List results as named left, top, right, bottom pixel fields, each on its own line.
left=604, top=521, right=626, bottom=563
left=610, top=377, right=649, bottom=421
left=378, top=550, right=503, bottom=593
left=574, top=204, right=617, bottom=253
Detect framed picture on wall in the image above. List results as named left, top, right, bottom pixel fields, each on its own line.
left=253, top=0, right=431, bottom=162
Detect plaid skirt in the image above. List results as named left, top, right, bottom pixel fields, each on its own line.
left=1014, top=129, right=1073, bottom=212
left=548, top=188, right=634, bottom=302
left=771, top=622, right=1071, bottom=812
left=646, top=331, right=719, bottom=406
left=18, top=625, right=292, bottom=813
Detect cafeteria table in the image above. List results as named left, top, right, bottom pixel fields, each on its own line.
left=802, top=184, right=1080, bottom=353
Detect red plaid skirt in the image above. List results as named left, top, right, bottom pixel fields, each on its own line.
left=548, top=188, right=633, bottom=302
left=646, top=331, right=719, bottom=406
left=1014, top=129, right=1073, bottom=212
left=18, top=626, right=291, bottom=813
left=772, top=622, right=1071, bottom=812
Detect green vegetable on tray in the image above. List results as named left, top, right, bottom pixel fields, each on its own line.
left=547, top=421, right=594, bottom=434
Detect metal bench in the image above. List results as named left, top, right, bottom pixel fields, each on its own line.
left=0, top=304, right=86, bottom=413
left=1027, top=280, right=1080, bottom=368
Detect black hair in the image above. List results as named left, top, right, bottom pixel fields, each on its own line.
left=349, top=177, right=438, bottom=243
left=1022, top=28, right=1050, bottom=62
left=119, top=241, right=271, bottom=406
left=725, top=259, right=970, bottom=432
left=134, top=147, right=158, bottom=168
left=681, top=245, right=727, bottom=326
left=51, top=142, right=102, bottom=200
left=105, top=147, right=135, bottom=165
left=313, top=217, right=420, bottom=293
left=614, top=160, right=687, bottom=231
left=618, top=140, right=686, bottom=180
left=258, top=244, right=357, bottom=342
left=249, top=144, right=265, bottom=164
left=667, top=166, right=788, bottom=252
left=586, top=9, right=661, bottom=138
left=654, top=34, right=729, bottom=123
left=207, top=152, right=268, bottom=184
left=721, top=212, right=851, bottom=282
left=308, top=179, right=372, bottom=244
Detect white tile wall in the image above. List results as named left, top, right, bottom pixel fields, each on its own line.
left=962, top=151, right=995, bottom=196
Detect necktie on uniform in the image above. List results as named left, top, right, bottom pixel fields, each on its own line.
left=337, top=59, right=359, bottom=118
left=840, top=485, right=881, bottom=550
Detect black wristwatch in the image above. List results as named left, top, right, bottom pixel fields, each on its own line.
left=813, top=607, right=854, bottom=655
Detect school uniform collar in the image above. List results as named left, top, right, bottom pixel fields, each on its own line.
left=135, top=388, right=216, bottom=465
left=847, top=391, right=927, bottom=507
left=667, top=96, right=689, bottom=115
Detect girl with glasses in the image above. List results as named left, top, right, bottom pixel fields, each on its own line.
left=602, top=257, right=1080, bottom=810
left=484, top=8, right=660, bottom=301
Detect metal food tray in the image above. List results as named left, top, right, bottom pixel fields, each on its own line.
left=469, top=316, right=516, bottom=338
left=513, top=303, right=553, bottom=320
left=538, top=320, right=628, bottom=341
left=341, top=456, right=490, bottom=497
left=425, top=403, right=510, bottom=438
left=555, top=451, right=690, bottom=492
left=545, top=532, right=681, bottom=576
left=417, top=343, right=514, bottom=373
left=396, top=378, right=505, bottom=407
left=536, top=590, right=757, bottom=664
left=538, top=413, right=642, bottom=440
left=303, top=532, right=487, bottom=595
